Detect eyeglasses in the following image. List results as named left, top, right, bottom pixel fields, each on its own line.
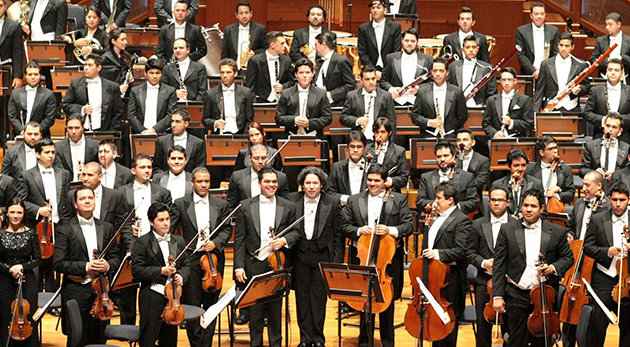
left=489, top=198, right=508, bottom=203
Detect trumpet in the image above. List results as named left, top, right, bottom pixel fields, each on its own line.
left=435, top=97, right=445, bottom=138
left=240, top=34, right=253, bottom=71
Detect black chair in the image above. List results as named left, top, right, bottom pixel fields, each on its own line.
left=461, top=264, right=478, bottom=333
left=68, top=4, right=86, bottom=30
left=104, top=324, right=140, bottom=347
left=575, top=304, right=593, bottom=347
left=65, top=299, right=118, bottom=347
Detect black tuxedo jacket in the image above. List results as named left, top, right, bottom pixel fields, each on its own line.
left=109, top=163, right=134, bottom=189
left=314, top=52, right=356, bottom=107
left=131, top=231, right=190, bottom=288
left=1, top=143, right=32, bottom=179
left=202, top=83, right=254, bottom=134
left=611, top=166, right=630, bottom=194
left=275, top=85, right=332, bottom=138
left=92, top=0, right=130, bottom=27
left=526, top=161, right=576, bottom=203
left=357, top=19, right=401, bottom=69
left=118, top=182, right=173, bottom=212
left=288, top=27, right=336, bottom=62
left=234, top=146, right=283, bottom=172
left=221, top=21, right=267, bottom=61
left=365, top=141, right=409, bottom=191
left=170, top=192, right=232, bottom=251
left=154, top=0, right=198, bottom=27
left=591, top=33, right=630, bottom=83
left=326, top=158, right=367, bottom=201
left=584, top=210, right=627, bottom=269
left=455, top=151, right=490, bottom=193
left=54, top=137, right=100, bottom=178
left=233, top=195, right=300, bottom=271
left=7, top=85, right=58, bottom=137
left=28, top=0, right=67, bottom=38
left=533, top=55, right=590, bottom=112
left=340, top=87, right=396, bottom=132
left=516, top=23, right=559, bottom=75
left=441, top=31, right=490, bottom=63
left=493, top=219, right=574, bottom=297
left=66, top=186, right=128, bottom=232
left=128, top=83, right=178, bottom=133
left=447, top=59, right=496, bottom=106
left=288, top=192, right=344, bottom=262
left=396, top=0, right=418, bottom=15
left=0, top=174, right=16, bottom=211
left=566, top=196, right=609, bottom=240
left=16, top=166, right=71, bottom=224
left=491, top=174, right=544, bottom=215
left=156, top=23, right=207, bottom=62
left=417, top=168, right=479, bottom=214
left=162, top=60, right=208, bottom=102
left=482, top=92, right=534, bottom=138
left=152, top=171, right=193, bottom=198
left=579, top=138, right=629, bottom=177
left=101, top=50, right=129, bottom=84
left=244, top=52, right=295, bottom=102
left=584, top=84, right=630, bottom=143
left=226, top=168, right=290, bottom=210
left=61, top=76, right=123, bottom=131
left=0, top=16, right=24, bottom=78
left=468, top=214, right=518, bottom=284
left=381, top=51, right=433, bottom=91
left=153, top=133, right=206, bottom=174
left=411, top=82, right=468, bottom=138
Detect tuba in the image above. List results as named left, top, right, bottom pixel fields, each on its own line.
left=7, top=0, right=30, bottom=26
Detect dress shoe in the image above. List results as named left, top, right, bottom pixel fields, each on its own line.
left=314, top=343, right=325, bottom=347
left=49, top=308, right=61, bottom=317
left=296, top=343, right=312, bottom=347
left=235, top=313, right=249, bottom=325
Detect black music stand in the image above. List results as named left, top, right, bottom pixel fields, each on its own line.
left=319, top=262, right=384, bottom=347
left=232, top=268, right=293, bottom=347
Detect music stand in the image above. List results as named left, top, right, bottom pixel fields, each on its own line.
left=395, top=106, right=420, bottom=136
left=535, top=112, right=583, bottom=140
left=464, top=107, right=485, bottom=137
left=253, top=103, right=284, bottom=133
left=277, top=137, right=329, bottom=170
left=130, top=133, right=159, bottom=157
left=489, top=138, right=536, bottom=171
left=319, top=262, right=384, bottom=347
left=26, top=40, right=68, bottom=66
left=205, top=134, right=249, bottom=166
left=324, top=107, right=351, bottom=136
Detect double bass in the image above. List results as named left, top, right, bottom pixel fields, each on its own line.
left=527, top=254, right=560, bottom=342
left=9, top=275, right=32, bottom=341
left=37, top=199, right=54, bottom=259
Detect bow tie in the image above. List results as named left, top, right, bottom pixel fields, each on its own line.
left=306, top=198, right=318, bottom=204
left=86, top=78, right=100, bottom=85
left=25, top=85, right=37, bottom=92
left=239, top=26, right=249, bottom=31
left=195, top=197, right=207, bottom=204
left=156, top=233, right=171, bottom=242
left=609, top=85, right=621, bottom=92
left=268, top=56, right=279, bottom=62
left=602, top=138, right=617, bottom=145
left=533, top=26, right=544, bottom=32
left=222, top=86, right=234, bottom=93
left=557, top=58, right=570, bottom=65
left=25, top=146, right=35, bottom=153
left=464, top=59, right=476, bottom=66
left=174, top=135, right=186, bottom=142
left=541, top=162, right=552, bottom=169
left=41, top=168, right=53, bottom=175
left=372, top=22, right=383, bottom=29
left=133, top=184, right=148, bottom=191
left=522, top=221, right=539, bottom=230
left=613, top=216, right=626, bottom=224
left=80, top=218, right=94, bottom=226
left=491, top=218, right=504, bottom=225
left=147, top=83, right=160, bottom=90
left=299, top=89, right=309, bottom=94
left=349, top=160, right=364, bottom=170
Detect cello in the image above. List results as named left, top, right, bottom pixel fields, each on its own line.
left=37, top=199, right=54, bottom=259
left=9, top=275, right=32, bottom=341
left=404, top=203, right=456, bottom=341
left=527, top=254, right=560, bottom=341
left=612, top=225, right=630, bottom=320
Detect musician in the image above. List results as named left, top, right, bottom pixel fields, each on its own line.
left=275, top=58, right=332, bottom=138
left=155, top=0, right=207, bottom=63
left=101, top=28, right=133, bottom=94
left=0, top=0, right=24, bottom=89
left=128, top=58, right=178, bottom=134
left=579, top=113, right=630, bottom=179
left=568, top=170, right=609, bottom=242
left=54, top=114, right=100, bottom=182
left=155, top=0, right=198, bottom=27
left=170, top=167, right=232, bottom=347
left=23, top=0, right=67, bottom=40
left=515, top=2, right=559, bottom=77
left=61, top=53, right=123, bottom=132
left=313, top=32, right=356, bottom=107
left=491, top=149, right=544, bottom=216
left=468, top=186, right=515, bottom=347
left=584, top=59, right=630, bottom=143
left=62, top=6, right=108, bottom=63
left=91, top=0, right=130, bottom=30
left=0, top=197, right=40, bottom=347
left=7, top=62, right=57, bottom=138
left=340, top=65, right=396, bottom=140
left=289, top=166, right=342, bottom=347
left=417, top=141, right=478, bottom=214
left=98, top=140, right=133, bottom=189
left=533, top=32, right=590, bottom=113
left=455, top=129, right=490, bottom=195
left=365, top=117, right=409, bottom=192
left=220, top=0, right=267, bottom=68
left=482, top=67, right=535, bottom=138
left=381, top=28, right=433, bottom=106
left=525, top=136, right=576, bottom=204
left=327, top=131, right=368, bottom=204
left=234, top=122, right=283, bottom=172
left=590, top=12, right=630, bottom=84
left=53, top=186, right=120, bottom=346
left=234, top=166, right=299, bottom=347
left=162, top=38, right=208, bottom=102
left=202, top=58, right=254, bottom=134
left=447, top=35, right=496, bottom=108
left=152, top=145, right=193, bottom=201
left=153, top=109, right=206, bottom=174
left=410, top=57, right=468, bottom=138
left=227, top=144, right=290, bottom=210
left=245, top=31, right=294, bottom=103
left=440, top=7, right=491, bottom=63
left=288, top=4, right=336, bottom=63
left=492, top=188, right=574, bottom=347
left=357, top=0, right=402, bottom=77
left=131, top=202, right=190, bottom=347
left=1, top=122, right=42, bottom=180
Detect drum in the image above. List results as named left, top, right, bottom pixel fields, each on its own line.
left=198, top=24, right=223, bottom=77
left=418, top=38, right=444, bottom=58
left=336, top=37, right=361, bottom=78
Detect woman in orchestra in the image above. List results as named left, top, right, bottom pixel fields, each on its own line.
left=0, top=197, right=40, bottom=347
left=234, top=121, right=283, bottom=171
left=101, top=27, right=134, bottom=95
left=64, top=6, right=108, bottom=64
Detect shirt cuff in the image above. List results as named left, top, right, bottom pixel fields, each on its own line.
left=357, top=228, right=362, bottom=237
left=235, top=268, right=244, bottom=273
left=281, top=237, right=289, bottom=249
left=387, top=177, right=393, bottom=185
left=435, top=250, right=440, bottom=261
left=327, top=92, right=333, bottom=103
left=426, top=120, right=432, bottom=127
left=81, top=105, right=87, bottom=115
left=481, top=259, right=488, bottom=269
left=341, top=195, right=349, bottom=204
left=508, top=119, right=515, bottom=130
left=551, top=264, right=558, bottom=276
left=601, top=117, right=606, bottom=128
left=388, top=226, right=399, bottom=237
left=85, top=262, right=90, bottom=272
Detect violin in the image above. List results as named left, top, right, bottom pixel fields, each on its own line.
left=37, top=199, right=54, bottom=259
left=162, top=255, right=186, bottom=326
left=612, top=225, right=630, bottom=310
left=447, top=160, right=456, bottom=180
left=267, top=226, right=286, bottom=271
left=527, top=254, right=560, bottom=340
left=365, top=135, right=383, bottom=169
left=347, top=182, right=396, bottom=314
left=9, top=276, right=32, bottom=341
left=199, top=231, right=223, bottom=293
left=545, top=154, right=566, bottom=221
left=404, top=203, right=456, bottom=341
left=483, top=279, right=503, bottom=343
left=90, top=249, right=114, bottom=321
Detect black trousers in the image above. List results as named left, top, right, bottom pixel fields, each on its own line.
left=60, top=281, right=107, bottom=347
left=431, top=266, right=465, bottom=347
left=182, top=252, right=223, bottom=347
left=358, top=299, right=396, bottom=347
left=474, top=281, right=493, bottom=347
left=588, top=268, right=630, bottom=347
left=245, top=257, right=283, bottom=347
left=116, top=284, right=138, bottom=325
left=294, top=242, right=329, bottom=345
left=504, top=283, right=553, bottom=347
left=38, top=257, right=59, bottom=292
left=138, top=288, right=178, bottom=347
left=0, top=272, right=39, bottom=347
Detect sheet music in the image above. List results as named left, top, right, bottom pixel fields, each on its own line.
left=582, top=278, right=617, bottom=324
left=416, top=277, right=451, bottom=325
left=200, top=285, right=236, bottom=329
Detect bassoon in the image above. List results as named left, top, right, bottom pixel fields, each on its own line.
left=398, top=48, right=458, bottom=95
left=465, top=45, right=522, bottom=101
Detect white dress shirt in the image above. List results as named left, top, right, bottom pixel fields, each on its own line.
left=25, top=85, right=37, bottom=123
left=555, top=54, right=578, bottom=110
left=294, top=85, right=315, bottom=136
left=462, top=58, right=479, bottom=107
left=256, top=194, right=276, bottom=261
left=600, top=138, right=619, bottom=173
left=30, top=0, right=55, bottom=41
left=516, top=219, right=543, bottom=289
left=361, top=89, right=377, bottom=139
left=598, top=212, right=627, bottom=277
left=69, top=135, right=86, bottom=181
left=610, top=31, right=622, bottom=58
left=0, top=16, right=4, bottom=38
left=458, top=30, right=473, bottom=49
left=315, top=50, right=333, bottom=88
left=93, top=185, right=103, bottom=219
left=266, top=51, right=280, bottom=102
left=133, top=181, right=152, bottom=236
left=428, top=83, right=448, bottom=136
left=481, top=212, right=508, bottom=272
left=372, top=19, right=385, bottom=68
left=342, top=158, right=365, bottom=204
left=25, top=145, right=37, bottom=170
left=579, top=199, right=594, bottom=240
left=84, top=77, right=103, bottom=130
left=250, top=168, right=261, bottom=197
left=303, top=195, right=320, bottom=240
left=39, top=164, right=59, bottom=223
left=222, top=84, right=239, bottom=134
left=427, top=205, right=457, bottom=260
left=367, top=191, right=385, bottom=227
left=307, top=26, right=321, bottom=61
left=607, top=82, right=621, bottom=113
left=166, top=171, right=187, bottom=201
left=377, top=141, right=388, bottom=164
left=174, top=22, right=186, bottom=40
left=178, top=57, right=190, bottom=85
left=540, top=161, right=558, bottom=190
left=78, top=215, right=98, bottom=284
left=144, top=82, right=160, bottom=130
left=532, top=23, right=546, bottom=69
left=394, top=52, right=417, bottom=105
left=237, top=24, right=250, bottom=67
left=173, top=131, right=188, bottom=149
left=193, top=193, right=210, bottom=250
left=461, top=151, right=473, bottom=171
left=151, top=231, right=172, bottom=294
left=101, top=164, right=116, bottom=189
left=501, top=90, right=515, bottom=119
